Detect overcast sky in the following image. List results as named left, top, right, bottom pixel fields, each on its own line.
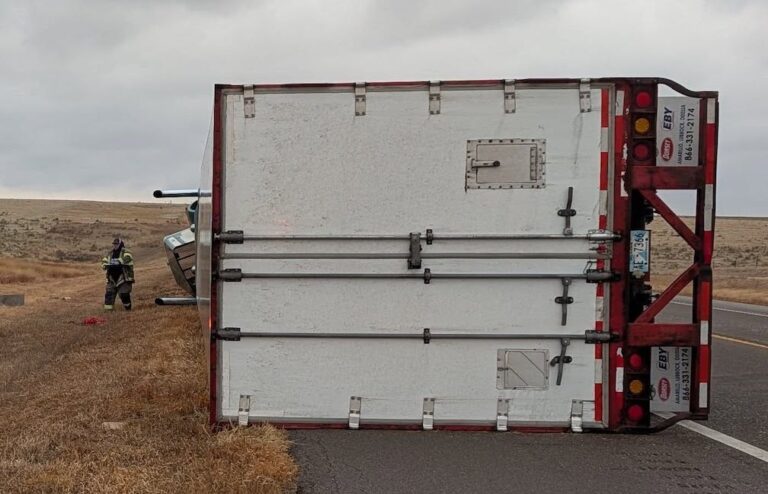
left=1, top=0, right=765, bottom=215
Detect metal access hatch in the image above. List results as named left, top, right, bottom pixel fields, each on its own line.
left=466, top=138, right=546, bottom=189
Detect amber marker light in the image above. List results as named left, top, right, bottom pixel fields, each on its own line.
left=634, top=117, right=651, bottom=134
left=628, top=379, right=645, bottom=395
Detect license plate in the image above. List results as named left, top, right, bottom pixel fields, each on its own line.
left=629, top=230, right=650, bottom=273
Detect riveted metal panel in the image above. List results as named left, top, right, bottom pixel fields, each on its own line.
left=465, top=139, right=546, bottom=190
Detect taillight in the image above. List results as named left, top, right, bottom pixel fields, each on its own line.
left=627, top=404, right=645, bottom=422
left=632, top=143, right=651, bottom=161
left=634, top=91, right=653, bottom=108
left=627, top=352, right=643, bottom=371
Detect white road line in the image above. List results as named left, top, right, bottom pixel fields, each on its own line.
left=677, top=420, right=768, bottom=463
left=670, top=301, right=768, bottom=318
left=713, top=334, right=768, bottom=350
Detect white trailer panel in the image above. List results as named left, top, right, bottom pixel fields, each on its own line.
left=212, top=82, right=611, bottom=429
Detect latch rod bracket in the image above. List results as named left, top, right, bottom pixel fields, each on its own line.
left=554, top=278, right=573, bottom=326
left=558, top=186, right=576, bottom=236
left=408, top=232, right=422, bottom=269
left=550, top=338, right=572, bottom=385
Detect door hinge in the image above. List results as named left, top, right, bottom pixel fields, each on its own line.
left=570, top=399, right=584, bottom=432
left=355, top=82, right=366, bottom=116
left=349, top=396, right=362, bottom=429
left=422, top=398, right=435, bottom=430
left=579, top=78, right=591, bottom=113
left=238, top=395, right=251, bottom=426
left=429, top=81, right=441, bottom=115
left=504, top=79, right=516, bottom=113
left=496, top=399, right=510, bottom=431
left=243, top=85, right=255, bottom=118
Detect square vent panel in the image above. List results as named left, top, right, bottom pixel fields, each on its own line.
left=496, top=349, right=550, bottom=390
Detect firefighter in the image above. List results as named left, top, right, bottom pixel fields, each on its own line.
left=101, top=237, right=134, bottom=311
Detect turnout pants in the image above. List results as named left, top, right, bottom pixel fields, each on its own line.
left=104, top=281, right=133, bottom=310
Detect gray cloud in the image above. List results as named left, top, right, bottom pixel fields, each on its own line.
left=0, top=0, right=766, bottom=215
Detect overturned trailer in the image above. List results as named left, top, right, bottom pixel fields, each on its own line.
left=170, top=78, right=718, bottom=432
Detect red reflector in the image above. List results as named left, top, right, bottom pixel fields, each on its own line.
left=627, top=404, right=645, bottom=422
left=632, top=143, right=651, bottom=161
left=635, top=91, right=653, bottom=108
left=627, top=353, right=644, bottom=370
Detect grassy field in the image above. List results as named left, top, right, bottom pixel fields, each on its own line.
left=0, top=199, right=296, bottom=493
left=651, top=216, right=768, bottom=305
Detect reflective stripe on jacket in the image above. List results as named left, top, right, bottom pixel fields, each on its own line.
left=100, top=248, right=135, bottom=285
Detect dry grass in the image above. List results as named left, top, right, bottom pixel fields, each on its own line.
left=0, top=199, right=297, bottom=493
left=0, top=198, right=187, bottom=262
left=0, top=258, right=89, bottom=284
left=651, top=216, right=768, bottom=305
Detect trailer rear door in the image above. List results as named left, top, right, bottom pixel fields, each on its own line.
left=212, top=81, right=615, bottom=430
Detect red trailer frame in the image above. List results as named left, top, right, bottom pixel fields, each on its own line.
left=607, top=78, right=718, bottom=431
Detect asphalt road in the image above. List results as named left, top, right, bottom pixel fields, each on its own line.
left=290, top=299, right=768, bottom=493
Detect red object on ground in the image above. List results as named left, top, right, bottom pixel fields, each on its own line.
left=82, top=316, right=107, bottom=325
